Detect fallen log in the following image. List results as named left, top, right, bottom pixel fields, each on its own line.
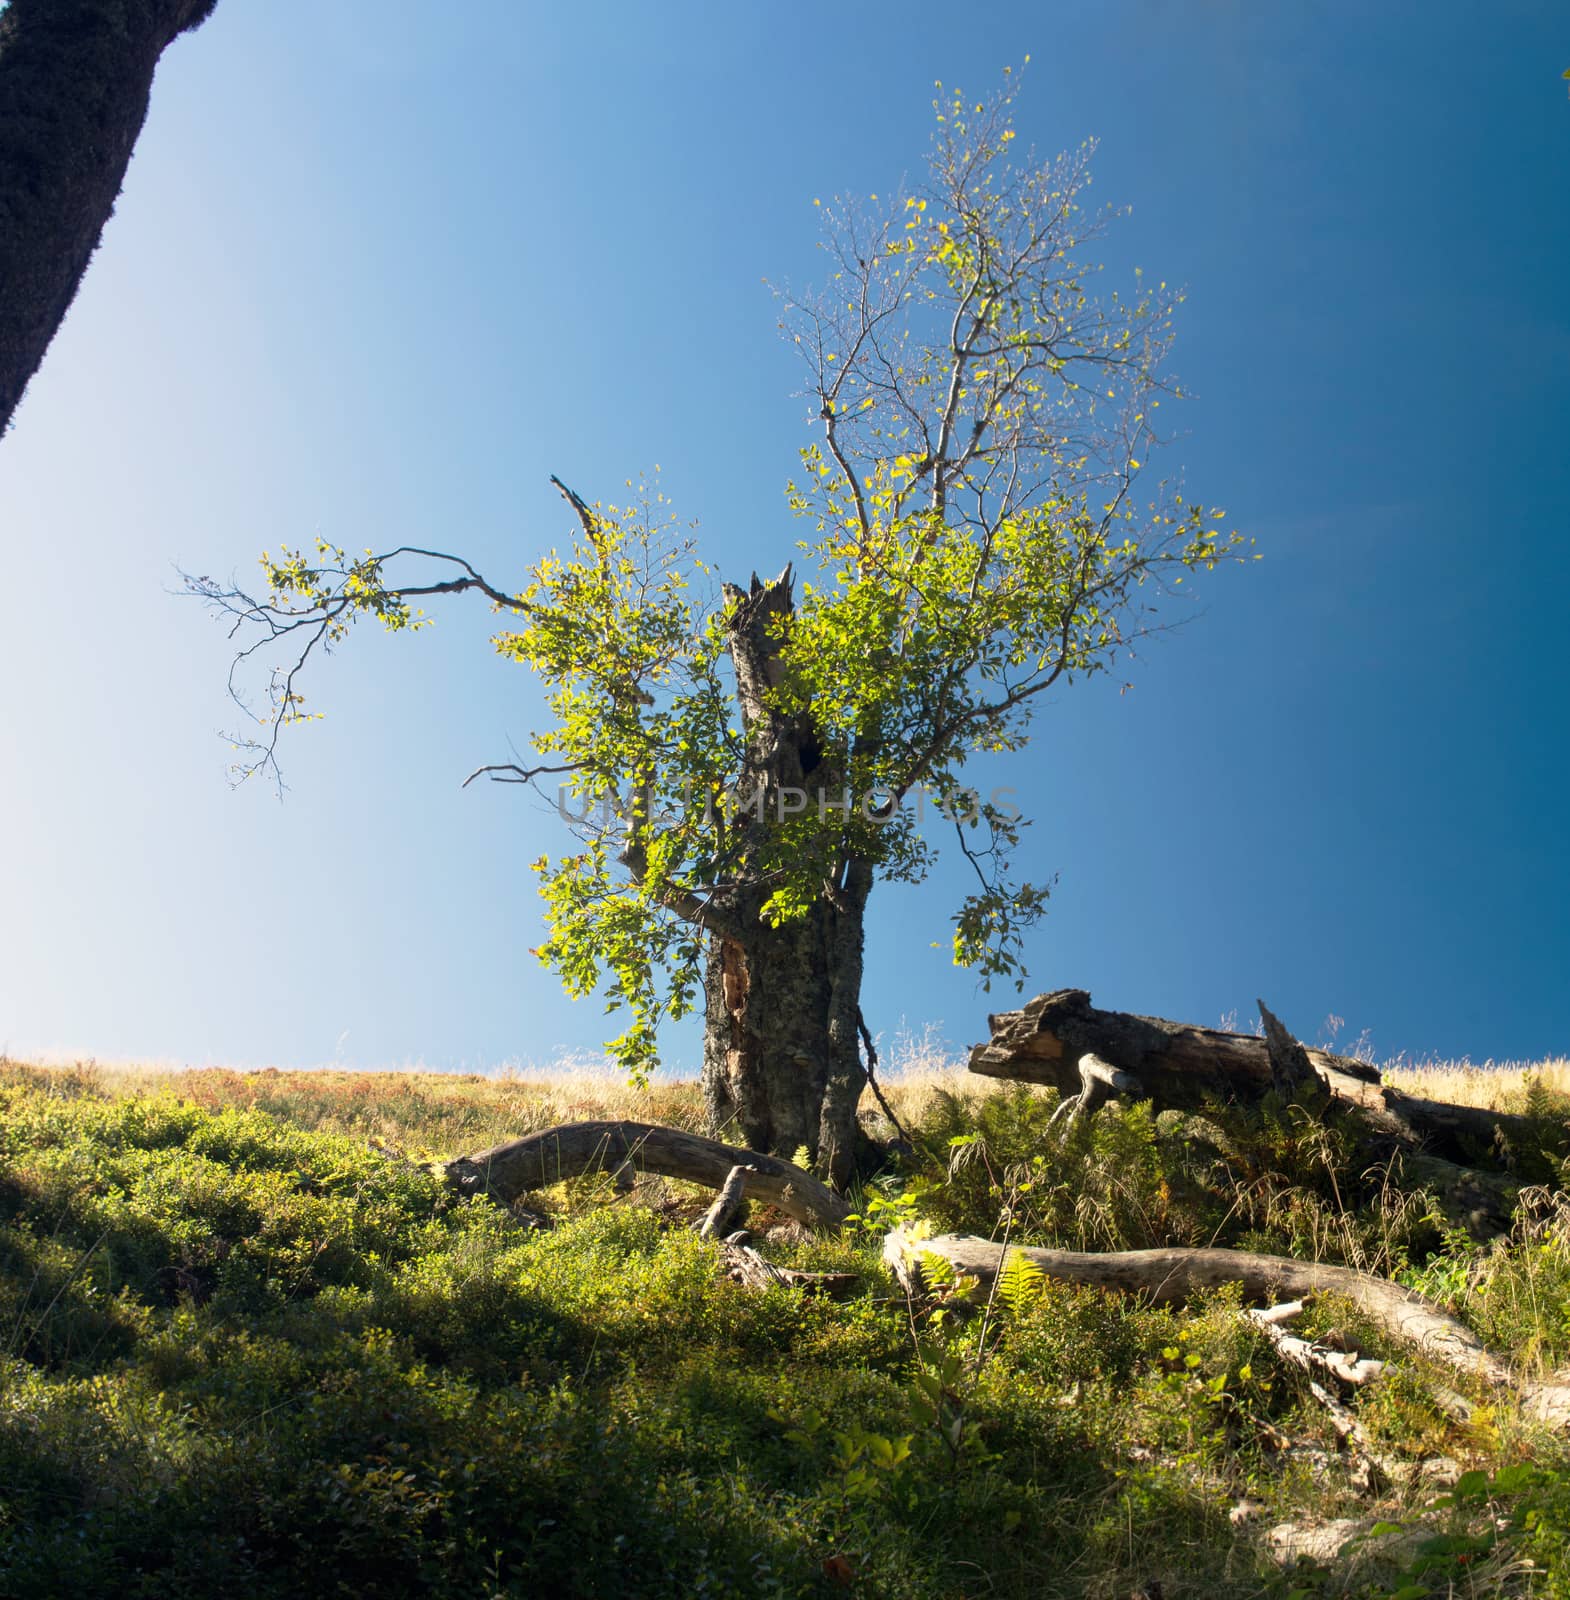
left=969, top=989, right=1539, bottom=1164
left=884, top=1228, right=1570, bottom=1425
left=1244, top=1302, right=1385, bottom=1487
left=442, top=1120, right=852, bottom=1231
left=1246, top=1300, right=1385, bottom=1388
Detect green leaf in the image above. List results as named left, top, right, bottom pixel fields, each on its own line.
left=210, top=70, right=1247, bottom=1089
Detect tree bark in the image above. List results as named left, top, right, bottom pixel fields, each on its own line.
left=697, top=1163, right=753, bottom=1239
left=442, top=1119, right=852, bottom=1230
left=1259, top=999, right=1318, bottom=1101
left=885, top=1228, right=1570, bottom=1424
left=701, top=891, right=870, bottom=1190
left=700, top=567, right=870, bottom=1187
left=0, top=0, right=218, bottom=437
left=969, top=989, right=1537, bottom=1166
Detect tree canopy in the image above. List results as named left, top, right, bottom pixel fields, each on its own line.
left=194, top=71, right=1246, bottom=1082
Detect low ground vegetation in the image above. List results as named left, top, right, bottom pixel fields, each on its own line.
left=4, top=1049, right=1570, bottom=1597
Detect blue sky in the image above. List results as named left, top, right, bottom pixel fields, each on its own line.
left=1, top=1, right=1566, bottom=1073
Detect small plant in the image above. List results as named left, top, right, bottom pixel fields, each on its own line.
left=842, top=1178, right=921, bottom=1241
left=1397, top=1210, right=1487, bottom=1307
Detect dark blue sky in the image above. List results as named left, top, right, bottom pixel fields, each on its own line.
left=1, top=1, right=1565, bottom=1070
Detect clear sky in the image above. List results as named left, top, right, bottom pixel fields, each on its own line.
left=1, top=1, right=1566, bottom=1074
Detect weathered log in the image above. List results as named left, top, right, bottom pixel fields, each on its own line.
left=697, top=1164, right=755, bottom=1239
left=884, top=1228, right=1570, bottom=1424
left=443, top=1120, right=851, bottom=1230
left=969, top=989, right=1538, bottom=1164
left=1259, top=1000, right=1318, bottom=1103
left=1245, top=1301, right=1385, bottom=1387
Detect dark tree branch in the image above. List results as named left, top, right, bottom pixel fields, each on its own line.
left=444, top=1119, right=852, bottom=1230
left=550, top=475, right=601, bottom=546
left=462, top=761, right=587, bottom=790
left=856, top=1007, right=916, bottom=1148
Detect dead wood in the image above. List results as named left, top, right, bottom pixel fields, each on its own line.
left=1244, top=1302, right=1386, bottom=1487
left=718, top=1237, right=860, bottom=1297
left=1246, top=1301, right=1385, bottom=1387
left=884, top=1227, right=1570, bottom=1424
left=969, top=988, right=1539, bottom=1165
left=1259, top=1000, right=1318, bottom=1103
left=1046, top=1052, right=1142, bottom=1129
left=441, top=1123, right=859, bottom=1293
left=697, top=1164, right=755, bottom=1239
left=442, top=1120, right=851, bottom=1230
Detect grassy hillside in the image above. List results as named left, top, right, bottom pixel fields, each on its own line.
left=5, top=1052, right=1570, bottom=1597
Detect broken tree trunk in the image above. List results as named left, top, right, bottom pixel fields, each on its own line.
left=442, top=1120, right=852, bottom=1230
left=697, top=1164, right=755, bottom=1239
left=1259, top=1000, right=1318, bottom=1101
left=969, top=989, right=1537, bottom=1165
left=885, top=1228, right=1570, bottom=1425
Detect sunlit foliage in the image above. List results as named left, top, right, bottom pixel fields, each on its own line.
left=190, top=72, right=1245, bottom=1079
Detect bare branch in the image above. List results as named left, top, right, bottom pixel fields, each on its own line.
left=550, top=475, right=601, bottom=546
left=462, top=761, right=587, bottom=790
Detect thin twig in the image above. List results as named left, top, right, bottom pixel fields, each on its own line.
left=857, top=1008, right=916, bottom=1148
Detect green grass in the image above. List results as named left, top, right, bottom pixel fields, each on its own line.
left=6, top=1059, right=1570, bottom=1597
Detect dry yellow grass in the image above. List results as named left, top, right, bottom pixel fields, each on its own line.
left=1384, top=1057, right=1570, bottom=1109
left=1, top=1030, right=977, bottom=1155
left=7, top=1034, right=1565, bottom=1155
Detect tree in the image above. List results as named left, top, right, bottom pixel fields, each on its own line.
left=0, top=0, right=218, bottom=437
left=193, top=73, right=1245, bottom=1186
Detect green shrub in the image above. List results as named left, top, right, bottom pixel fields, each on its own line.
left=3, top=1067, right=1566, bottom=1599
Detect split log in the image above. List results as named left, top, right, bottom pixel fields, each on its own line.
left=884, top=1228, right=1570, bottom=1424
left=697, top=1164, right=755, bottom=1240
left=1259, top=1001, right=1318, bottom=1102
left=443, top=1120, right=851, bottom=1231
left=969, top=989, right=1538, bottom=1164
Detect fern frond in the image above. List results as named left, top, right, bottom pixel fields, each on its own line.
left=998, top=1249, right=1045, bottom=1314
